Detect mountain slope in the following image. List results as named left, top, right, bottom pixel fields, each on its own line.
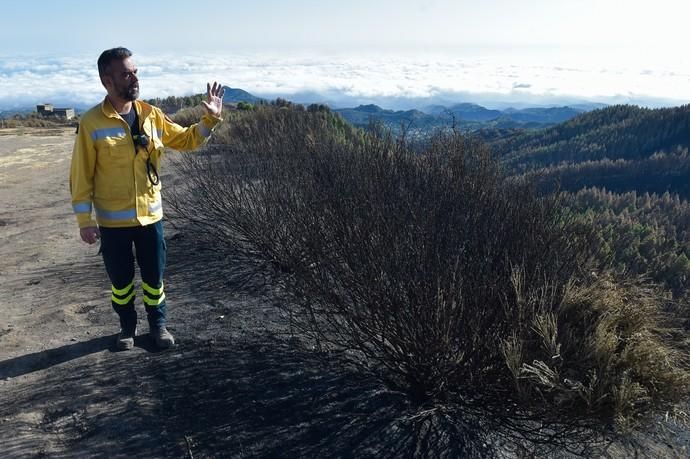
left=491, top=104, right=690, bottom=170
left=222, top=87, right=263, bottom=104
left=437, top=103, right=502, bottom=122
left=488, top=104, right=690, bottom=199
left=335, top=103, right=589, bottom=134
left=529, top=148, right=690, bottom=199
left=501, top=106, right=584, bottom=123
left=335, top=105, right=441, bottom=131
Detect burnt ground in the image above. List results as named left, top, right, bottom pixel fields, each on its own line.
left=0, top=128, right=427, bottom=459
left=0, top=233, right=425, bottom=458
left=0, top=128, right=688, bottom=458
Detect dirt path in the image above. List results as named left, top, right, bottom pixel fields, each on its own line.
left=0, top=127, right=106, bottom=358
left=0, top=128, right=118, bottom=456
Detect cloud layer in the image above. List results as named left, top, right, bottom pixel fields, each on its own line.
left=1, top=50, right=689, bottom=111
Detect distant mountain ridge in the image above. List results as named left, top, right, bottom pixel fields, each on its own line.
left=334, top=105, right=439, bottom=131
left=222, top=87, right=264, bottom=104
left=500, top=106, right=584, bottom=123
left=0, top=86, right=599, bottom=130
left=217, top=87, right=594, bottom=128
left=334, top=102, right=589, bottom=132
left=426, top=103, right=503, bottom=121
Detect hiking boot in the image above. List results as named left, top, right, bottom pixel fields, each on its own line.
left=116, top=328, right=136, bottom=350
left=152, top=326, right=175, bottom=349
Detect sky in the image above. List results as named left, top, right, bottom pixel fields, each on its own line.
left=1, top=0, right=689, bottom=110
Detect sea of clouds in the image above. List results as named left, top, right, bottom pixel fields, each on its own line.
left=1, top=49, right=689, bottom=111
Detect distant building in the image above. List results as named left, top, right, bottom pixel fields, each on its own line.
left=53, top=108, right=75, bottom=119
left=36, top=104, right=54, bottom=115
left=37, top=103, right=75, bottom=120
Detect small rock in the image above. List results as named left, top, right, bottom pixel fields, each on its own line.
left=70, top=338, right=77, bottom=342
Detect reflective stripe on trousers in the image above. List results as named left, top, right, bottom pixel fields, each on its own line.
left=99, top=221, right=167, bottom=330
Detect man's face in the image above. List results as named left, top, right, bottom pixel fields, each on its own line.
left=103, top=57, right=139, bottom=101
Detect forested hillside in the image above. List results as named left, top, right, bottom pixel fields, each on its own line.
left=529, top=148, right=690, bottom=199
left=491, top=104, right=690, bottom=305
left=491, top=104, right=690, bottom=172
left=564, top=187, right=690, bottom=298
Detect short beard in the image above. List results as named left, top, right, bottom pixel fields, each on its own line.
left=119, top=85, right=139, bottom=101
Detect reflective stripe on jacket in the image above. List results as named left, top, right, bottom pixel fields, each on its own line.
left=70, top=98, right=221, bottom=228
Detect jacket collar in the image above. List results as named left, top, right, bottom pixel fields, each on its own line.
left=100, top=97, right=121, bottom=119
left=100, top=97, right=152, bottom=120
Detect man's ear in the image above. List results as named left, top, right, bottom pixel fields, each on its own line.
left=100, top=74, right=112, bottom=90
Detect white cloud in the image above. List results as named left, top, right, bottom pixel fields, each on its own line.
left=1, top=49, right=689, bottom=111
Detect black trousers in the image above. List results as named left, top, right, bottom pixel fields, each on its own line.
left=100, top=220, right=167, bottom=332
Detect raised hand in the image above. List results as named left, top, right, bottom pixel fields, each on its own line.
left=202, top=81, right=225, bottom=117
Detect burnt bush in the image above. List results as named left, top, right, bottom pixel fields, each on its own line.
left=171, top=105, right=207, bottom=128
left=168, top=106, right=690, bottom=456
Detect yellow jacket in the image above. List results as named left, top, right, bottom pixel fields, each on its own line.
left=70, top=98, right=220, bottom=228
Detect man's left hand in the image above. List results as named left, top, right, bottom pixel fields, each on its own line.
left=202, top=81, right=225, bottom=117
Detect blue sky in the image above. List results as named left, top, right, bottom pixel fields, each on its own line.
left=1, top=1, right=689, bottom=109
left=2, top=0, right=687, bottom=53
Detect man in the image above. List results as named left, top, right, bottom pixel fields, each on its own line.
left=70, top=47, right=224, bottom=350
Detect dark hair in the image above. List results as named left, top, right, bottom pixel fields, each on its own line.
left=97, top=47, right=132, bottom=77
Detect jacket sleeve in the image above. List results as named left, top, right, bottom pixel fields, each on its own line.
left=69, top=123, right=97, bottom=228
left=160, top=110, right=222, bottom=151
